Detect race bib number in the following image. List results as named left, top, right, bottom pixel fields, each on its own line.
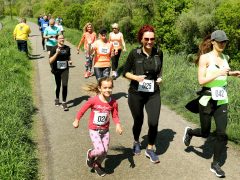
left=43, top=24, right=48, bottom=27
left=57, top=61, right=67, bottom=69
left=93, top=112, right=108, bottom=126
left=138, top=79, right=154, bottom=92
left=211, top=87, right=227, bottom=100
left=113, top=41, right=119, bottom=47
left=99, top=47, right=110, bottom=54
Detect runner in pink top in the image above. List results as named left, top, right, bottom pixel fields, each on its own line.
left=109, top=23, right=126, bottom=79
left=77, top=22, right=97, bottom=78
left=73, top=77, right=123, bottom=177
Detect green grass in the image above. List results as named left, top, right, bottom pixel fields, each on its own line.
left=0, top=17, right=38, bottom=179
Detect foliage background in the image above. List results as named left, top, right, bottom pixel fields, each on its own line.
left=2, top=0, right=240, bottom=65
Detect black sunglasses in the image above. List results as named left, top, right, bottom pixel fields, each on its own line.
left=144, top=38, right=155, bottom=41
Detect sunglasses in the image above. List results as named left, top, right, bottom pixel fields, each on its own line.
left=112, top=28, right=117, bottom=30
left=144, top=38, right=155, bottom=41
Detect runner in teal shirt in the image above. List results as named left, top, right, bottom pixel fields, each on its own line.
left=44, top=18, right=60, bottom=54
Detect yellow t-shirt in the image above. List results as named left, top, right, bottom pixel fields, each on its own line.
left=13, top=23, right=31, bottom=41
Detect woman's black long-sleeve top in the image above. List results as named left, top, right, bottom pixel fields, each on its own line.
left=122, top=47, right=163, bottom=93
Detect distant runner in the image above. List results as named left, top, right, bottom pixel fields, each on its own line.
left=109, top=23, right=126, bottom=79
left=77, top=22, right=97, bottom=78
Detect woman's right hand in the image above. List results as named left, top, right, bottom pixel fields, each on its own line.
left=135, top=75, right=146, bottom=82
left=218, top=67, right=230, bottom=76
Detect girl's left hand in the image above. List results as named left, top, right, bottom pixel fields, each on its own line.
left=72, top=119, right=79, bottom=128
left=116, top=124, right=123, bottom=135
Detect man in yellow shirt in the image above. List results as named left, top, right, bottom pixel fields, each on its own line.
left=13, top=18, right=31, bottom=54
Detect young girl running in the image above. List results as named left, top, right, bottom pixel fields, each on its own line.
left=72, top=77, right=123, bottom=177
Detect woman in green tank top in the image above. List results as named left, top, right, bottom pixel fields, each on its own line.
left=183, top=30, right=240, bottom=178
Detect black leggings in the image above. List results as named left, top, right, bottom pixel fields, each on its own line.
left=111, top=49, right=122, bottom=71
left=188, top=100, right=228, bottom=163
left=94, top=67, right=111, bottom=81
left=128, top=91, right=161, bottom=145
left=54, top=69, right=69, bottom=102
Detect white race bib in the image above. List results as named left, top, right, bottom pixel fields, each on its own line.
left=99, top=47, right=110, bottom=54
left=113, top=41, right=119, bottom=47
left=57, top=61, right=67, bottom=69
left=211, top=87, right=227, bottom=100
left=138, top=79, right=154, bottom=92
left=93, top=112, right=109, bottom=125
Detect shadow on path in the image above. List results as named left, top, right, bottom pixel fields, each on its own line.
left=104, top=146, right=135, bottom=174
left=67, top=95, right=90, bottom=108
left=112, top=92, right=128, bottom=100
left=141, top=129, right=176, bottom=155
left=184, top=134, right=227, bottom=166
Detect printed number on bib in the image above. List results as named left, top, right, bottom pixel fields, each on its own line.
left=93, top=112, right=108, bottom=125
left=211, top=87, right=227, bottom=100
left=99, top=47, right=110, bottom=54
left=138, top=79, right=154, bottom=92
left=57, top=61, right=67, bottom=69
left=113, top=41, right=119, bottom=47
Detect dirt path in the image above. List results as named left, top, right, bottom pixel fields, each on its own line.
left=28, top=21, right=240, bottom=180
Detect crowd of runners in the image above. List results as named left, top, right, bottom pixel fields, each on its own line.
left=13, top=16, right=240, bottom=178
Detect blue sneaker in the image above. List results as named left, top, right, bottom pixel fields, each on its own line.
left=145, top=149, right=160, bottom=163
left=133, top=142, right=141, bottom=155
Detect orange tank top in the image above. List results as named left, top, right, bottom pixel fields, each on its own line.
left=82, top=32, right=97, bottom=50
left=92, top=40, right=113, bottom=67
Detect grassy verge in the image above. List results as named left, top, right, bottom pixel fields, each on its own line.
left=0, top=17, right=38, bottom=179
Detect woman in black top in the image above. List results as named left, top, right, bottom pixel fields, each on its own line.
left=49, top=34, right=72, bottom=111
left=123, top=25, right=163, bottom=163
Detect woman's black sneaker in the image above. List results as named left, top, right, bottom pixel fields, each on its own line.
left=210, top=162, right=225, bottom=178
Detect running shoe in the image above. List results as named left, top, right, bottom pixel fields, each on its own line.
left=55, top=99, right=60, bottom=106
left=183, top=126, right=192, bottom=146
left=210, top=162, right=225, bottom=178
left=133, top=142, right=141, bottom=155
left=93, top=163, right=106, bottom=177
left=87, top=71, right=93, bottom=77
left=145, top=149, right=160, bottom=163
left=61, top=102, right=69, bottom=111
left=86, top=149, right=95, bottom=168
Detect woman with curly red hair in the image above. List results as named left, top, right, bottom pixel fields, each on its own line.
left=123, top=25, right=163, bottom=163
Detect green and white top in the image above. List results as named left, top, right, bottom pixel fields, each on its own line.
left=199, top=52, right=229, bottom=106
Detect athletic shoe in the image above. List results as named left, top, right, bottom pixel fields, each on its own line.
left=210, top=162, right=225, bottom=178
left=93, top=163, right=106, bottom=177
left=84, top=71, right=89, bottom=78
left=145, top=149, right=160, bottom=163
left=133, top=142, right=141, bottom=155
left=86, top=149, right=95, bottom=168
left=87, top=71, right=93, bottom=77
left=55, top=99, right=60, bottom=106
left=61, top=102, right=69, bottom=111
left=183, top=126, right=192, bottom=146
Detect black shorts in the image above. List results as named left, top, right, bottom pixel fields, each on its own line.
left=46, top=45, right=54, bottom=52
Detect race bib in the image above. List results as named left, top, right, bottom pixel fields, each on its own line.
left=113, top=41, right=119, bottom=47
left=211, top=87, right=227, bottom=100
left=93, top=112, right=109, bottom=126
left=138, top=79, right=154, bottom=92
left=57, top=61, right=67, bottom=69
left=99, top=47, right=110, bottom=54
left=43, top=24, right=48, bottom=27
